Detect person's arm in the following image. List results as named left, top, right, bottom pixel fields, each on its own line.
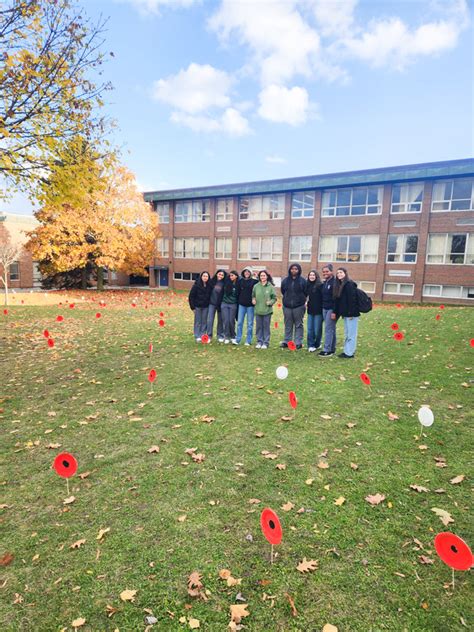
left=188, top=285, right=196, bottom=310
left=280, top=277, right=287, bottom=295
left=269, top=286, right=277, bottom=305
left=252, top=284, right=257, bottom=305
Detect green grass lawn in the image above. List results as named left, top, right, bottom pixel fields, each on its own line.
left=1, top=292, right=473, bottom=631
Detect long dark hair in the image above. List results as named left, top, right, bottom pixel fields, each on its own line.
left=224, top=270, right=239, bottom=291
left=307, top=269, right=321, bottom=284
left=197, top=271, right=210, bottom=286
left=333, top=267, right=350, bottom=298
left=258, top=269, right=274, bottom=285
left=211, top=269, right=227, bottom=284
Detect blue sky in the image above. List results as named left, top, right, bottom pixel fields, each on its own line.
left=4, top=0, right=473, bottom=214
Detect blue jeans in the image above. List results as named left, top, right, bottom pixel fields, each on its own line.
left=307, top=313, right=323, bottom=348
left=236, top=305, right=254, bottom=344
left=322, top=308, right=336, bottom=353
left=343, top=317, right=359, bottom=356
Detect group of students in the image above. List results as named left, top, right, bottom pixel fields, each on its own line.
left=188, top=262, right=361, bottom=357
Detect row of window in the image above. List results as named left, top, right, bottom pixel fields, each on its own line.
left=157, top=232, right=474, bottom=265
left=154, top=178, right=474, bottom=223
left=171, top=272, right=474, bottom=300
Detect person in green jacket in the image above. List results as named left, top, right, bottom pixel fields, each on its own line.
left=251, top=270, right=277, bottom=349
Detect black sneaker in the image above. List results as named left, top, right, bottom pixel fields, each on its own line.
left=338, top=352, right=354, bottom=358
left=279, top=342, right=288, bottom=348
left=319, top=351, right=334, bottom=357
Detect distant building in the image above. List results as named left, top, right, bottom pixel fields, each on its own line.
left=0, top=213, right=41, bottom=289
left=144, top=158, right=474, bottom=305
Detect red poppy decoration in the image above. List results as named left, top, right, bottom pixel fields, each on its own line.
left=159, top=319, right=165, bottom=327
left=132, top=303, right=137, bottom=308
left=440, top=304, right=445, bottom=310
left=274, top=322, right=279, bottom=329
left=148, top=369, right=157, bottom=383
left=69, top=303, right=75, bottom=309
left=95, top=312, right=101, bottom=319
left=434, top=533, right=473, bottom=571
left=149, top=343, right=153, bottom=353
left=396, top=303, right=402, bottom=308
left=289, top=391, right=297, bottom=409
left=260, top=508, right=282, bottom=546
left=391, top=323, right=399, bottom=330
left=288, top=341, right=296, bottom=351
left=43, top=329, right=50, bottom=338
left=3, top=309, right=7, bottom=315
left=360, top=372, right=371, bottom=386
left=435, top=314, right=441, bottom=321
left=394, top=332, right=404, bottom=341
left=53, top=452, right=78, bottom=478
left=201, top=334, right=210, bottom=344
left=56, top=315, right=64, bottom=322
left=470, top=339, right=474, bottom=348
left=159, top=312, right=164, bottom=317
left=47, top=338, right=55, bottom=348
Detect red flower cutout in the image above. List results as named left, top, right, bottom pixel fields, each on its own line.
left=201, top=334, right=209, bottom=344
left=396, top=303, right=402, bottom=308
left=3, top=309, right=8, bottom=315
left=47, top=338, right=55, bottom=348
left=148, top=369, right=157, bottom=383
left=274, top=322, right=279, bottom=329
left=391, top=323, right=399, bottom=330
left=53, top=452, right=78, bottom=478
left=149, top=343, right=153, bottom=353
left=470, top=338, right=474, bottom=348
left=69, top=304, right=75, bottom=309
left=131, top=303, right=137, bottom=308
left=159, top=312, right=164, bottom=317
left=95, top=312, right=101, bottom=319
left=158, top=319, right=165, bottom=327
left=288, top=341, right=296, bottom=351
left=56, top=315, right=64, bottom=322
left=435, top=314, right=441, bottom=321
left=261, top=508, right=282, bottom=545
left=434, top=532, right=473, bottom=571
left=277, top=303, right=282, bottom=308
left=43, top=329, right=50, bottom=338
left=289, top=391, right=297, bottom=409
left=440, top=304, right=445, bottom=309
left=360, top=372, right=371, bottom=386
left=394, top=332, right=404, bottom=341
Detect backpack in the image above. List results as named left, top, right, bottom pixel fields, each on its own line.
left=356, top=288, right=373, bottom=313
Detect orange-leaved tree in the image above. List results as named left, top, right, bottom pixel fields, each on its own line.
left=26, top=139, right=159, bottom=289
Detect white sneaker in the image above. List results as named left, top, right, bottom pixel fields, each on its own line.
left=196, top=337, right=201, bottom=343
left=218, top=337, right=225, bottom=343
left=231, top=339, right=238, bottom=345
left=261, top=344, right=268, bottom=349
left=244, top=342, right=251, bottom=346
left=308, top=347, right=316, bottom=352
left=224, top=339, right=230, bottom=344
left=256, top=343, right=262, bottom=349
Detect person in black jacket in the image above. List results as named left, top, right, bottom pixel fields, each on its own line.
left=319, top=263, right=337, bottom=356
left=333, top=267, right=360, bottom=358
left=188, top=271, right=212, bottom=342
left=221, top=270, right=240, bottom=344
left=236, top=267, right=258, bottom=345
left=207, top=269, right=227, bottom=342
left=280, top=263, right=307, bottom=349
left=306, top=269, right=323, bottom=352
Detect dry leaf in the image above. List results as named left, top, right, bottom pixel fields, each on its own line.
left=322, top=625, right=338, bottom=632
left=317, top=461, right=329, bottom=469
left=46, top=442, right=61, bottom=449
left=281, top=501, right=294, bottom=512
left=419, top=555, right=434, bottom=565
left=365, top=493, right=386, bottom=505
left=72, top=618, right=86, bottom=628
left=450, top=474, right=465, bottom=485
left=254, top=432, right=264, bottom=438
left=418, top=445, right=428, bottom=451
left=105, top=604, right=118, bottom=618
left=0, top=552, right=14, bottom=566
left=276, top=463, right=286, bottom=470
left=350, top=463, right=359, bottom=470
left=285, top=593, right=298, bottom=617
left=97, top=527, right=110, bottom=541
left=334, top=496, right=346, bottom=506
left=280, top=415, right=293, bottom=421
left=431, top=507, right=454, bottom=526
left=410, top=485, right=429, bottom=493
left=230, top=603, right=250, bottom=624
left=248, top=498, right=260, bottom=504
left=120, top=589, right=137, bottom=602
left=189, top=618, right=200, bottom=629
left=191, top=452, right=206, bottom=463
left=78, top=471, right=91, bottom=480
left=320, top=414, right=332, bottom=420
left=346, top=422, right=356, bottom=428
left=387, top=411, right=399, bottom=421
left=147, top=445, right=160, bottom=453
left=70, top=539, right=86, bottom=549
left=178, top=515, right=187, bottom=522
left=200, top=415, right=215, bottom=423
left=63, top=496, right=76, bottom=505
left=305, top=479, right=314, bottom=485
left=187, top=572, right=207, bottom=600
left=219, top=569, right=231, bottom=580
left=296, top=558, right=318, bottom=573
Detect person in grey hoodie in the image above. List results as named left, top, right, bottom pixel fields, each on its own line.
left=280, top=263, right=308, bottom=349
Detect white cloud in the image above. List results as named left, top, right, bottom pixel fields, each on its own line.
left=171, top=108, right=251, bottom=136
left=309, top=0, right=358, bottom=38
left=258, top=85, right=310, bottom=126
left=152, top=63, right=233, bottom=113
left=123, top=0, right=198, bottom=16
left=265, top=154, right=287, bottom=164
left=209, top=0, right=320, bottom=86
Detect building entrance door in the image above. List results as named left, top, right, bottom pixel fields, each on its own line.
left=159, top=268, right=169, bottom=287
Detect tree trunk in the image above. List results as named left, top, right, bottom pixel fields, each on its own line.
left=81, top=267, right=88, bottom=290
left=2, top=277, right=8, bottom=306
left=96, top=265, right=104, bottom=291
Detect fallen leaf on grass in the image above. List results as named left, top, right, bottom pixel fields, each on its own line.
left=387, top=411, right=399, bottom=421
left=346, top=422, right=356, bottom=428
left=350, top=463, right=359, bottom=470
left=254, top=432, right=264, bottom=438
left=147, top=445, right=160, bottom=453
left=105, top=604, right=118, bottom=618
left=178, top=515, right=187, bottom=522
left=187, top=572, right=207, bottom=600
left=120, top=589, right=137, bottom=602
left=317, top=461, right=329, bottom=469
left=322, top=625, right=338, bottom=632
left=450, top=474, right=465, bottom=485
left=365, top=493, right=386, bottom=505
left=281, top=501, right=294, bottom=512
left=320, top=414, right=332, bottom=420
left=296, top=558, right=318, bottom=573
left=410, top=485, right=429, bottom=493
left=46, top=443, right=62, bottom=449
left=78, top=471, right=91, bottom=480
left=305, top=479, right=314, bottom=485
left=70, top=539, right=86, bottom=549
left=72, top=618, right=86, bottom=628
left=431, top=507, right=454, bottom=526
left=200, top=415, right=215, bottom=423
left=0, top=552, right=14, bottom=566
left=285, top=593, right=297, bottom=617
left=248, top=498, right=260, bottom=504
left=96, top=527, right=110, bottom=541
left=276, top=463, right=286, bottom=470
left=63, top=496, right=76, bottom=505
left=419, top=555, right=434, bottom=565
left=334, top=496, right=346, bottom=506
left=230, top=603, right=250, bottom=624
left=219, top=569, right=242, bottom=587
left=189, top=618, right=200, bottom=629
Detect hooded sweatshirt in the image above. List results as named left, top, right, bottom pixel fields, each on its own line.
left=281, top=263, right=307, bottom=308
left=188, top=274, right=212, bottom=310
left=222, top=274, right=240, bottom=304
left=306, top=271, right=323, bottom=315
left=238, top=267, right=258, bottom=307
left=209, top=270, right=227, bottom=308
